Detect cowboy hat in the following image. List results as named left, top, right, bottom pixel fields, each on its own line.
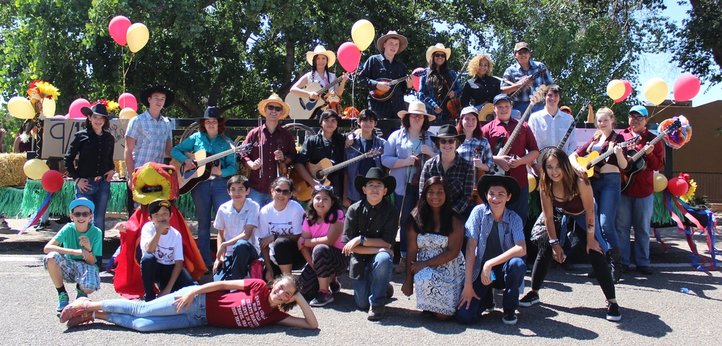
left=397, top=101, right=436, bottom=122
left=425, top=43, right=452, bottom=64
left=354, top=167, right=396, bottom=197
left=80, top=103, right=110, bottom=118
left=306, top=45, right=336, bottom=67
left=257, top=93, right=290, bottom=119
left=476, top=175, right=520, bottom=204
left=376, top=31, right=408, bottom=53
left=140, top=85, right=175, bottom=108
left=431, top=124, right=464, bottom=142
left=197, top=106, right=223, bottom=123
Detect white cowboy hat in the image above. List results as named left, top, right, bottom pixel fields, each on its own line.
left=397, top=101, right=436, bottom=122
left=305, top=45, right=336, bottom=67
left=425, top=43, right=452, bottom=64
left=376, top=31, right=408, bottom=53
left=257, top=93, right=290, bottom=119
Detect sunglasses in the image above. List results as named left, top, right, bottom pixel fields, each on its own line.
left=408, top=113, right=424, bottom=119
left=439, top=138, right=457, bottom=144
left=72, top=211, right=91, bottom=218
left=433, top=53, right=446, bottom=58
left=274, top=188, right=291, bottom=195
left=314, top=184, right=333, bottom=192
left=266, top=105, right=283, bottom=112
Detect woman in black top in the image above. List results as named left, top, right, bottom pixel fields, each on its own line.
left=460, top=54, right=501, bottom=121
left=64, top=103, right=116, bottom=240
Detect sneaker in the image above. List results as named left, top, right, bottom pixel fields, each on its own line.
left=502, top=310, right=518, bottom=325
left=56, top=292, right=70, bottom=312
left=329, top=279, right=341, bottom=293
left=36, top=221, right=51, bottom=231
left=519, top=291, right=540, bottom=307
left=606, top=302, right=622, bottom=322
left=367, top=305, right=386, bottom=321
left=76, top=288, right=88, bottom=299
left=386, top=283, right=394, bottom=299
left=637, top=266, right=653, bottom=275
left=66, top=312, right=94, bottom=328
left=60, top=297, right=89, bottom=323
left=309, top=291, right=334, bottom=307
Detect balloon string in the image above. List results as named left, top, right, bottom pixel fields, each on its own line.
left=648, top=102, right=675, bottom=121
left=122, top=50, right=134, bottom=92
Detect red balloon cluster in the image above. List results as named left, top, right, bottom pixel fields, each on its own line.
left=667, top=176, right=689, bottom=197
left=41, top=170, right=65, bottom=193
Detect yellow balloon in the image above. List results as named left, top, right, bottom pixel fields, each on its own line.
left=606, top=79, right=625, bottom=100
left=23, top=159, right=50, bottom=180
left=126, top=23, right=150, bottom=53
left=643, top=77, right=669, bottom=105
left=41, top=98, right=56, bottom=118
left=119, top=107, right=138, bottom=119
left=351, top=19, right=375, bottom=51
left=653, top=173, right=668, bottom=193
left=528, top=173, right=538, bottom=192
left=7, top=96, right=35, bottom=119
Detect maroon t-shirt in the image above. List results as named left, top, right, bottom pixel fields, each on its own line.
left=205, top=279, right=289, bottom=328
left=481, top=118, right=539, bottom=187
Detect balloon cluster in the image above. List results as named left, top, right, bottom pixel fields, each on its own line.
left=606, top=79, right=633, bottom=103
left=660, top=115, right=692, bottom=149
left=666, top=172, right=695, bottom=198
left=606, top=73, right=701, bottom=106
left=109, top=16, right=149, bottom=53
left=336, top=19, right=375, bottom=73
left=6, top=80, right=60, bottom=120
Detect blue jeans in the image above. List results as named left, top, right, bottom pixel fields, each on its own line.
left=455, top=257, right=526, bottom=324
left=395, top=185, right=418, bottom=256
left=140, top=253, right=195, bottom=301
left=506, top=187, right=530, bottom=228
left=351, top=251, right=393, bottom=310
left=560, top=205, right=609, bottom=254
left=592, top=173, right=621, bottom=250
left=248, top=188, right=272, bottom=208
left=103, top=286, right=207, bottom=332
left=191, top=178, right=230, bottom=267
left=616, top=194, right=653, bottom=267
left=213, top=239, right=258, bottom=281
left=76, top=179, right=110, bottom=238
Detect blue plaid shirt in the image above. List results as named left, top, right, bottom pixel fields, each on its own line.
left=126, top=111, right=173, bottom=167
left=502, top=59, right=554, bottom=104
left=465, top=204, right=525, bottom=281
left=457, top=137, right=494, bottom=171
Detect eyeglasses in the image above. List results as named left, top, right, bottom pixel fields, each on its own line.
left=274, top=188, right=291, bottom=195
left=433, top=53, right=446, bottom=58
left=408, top=113, right=424, bottom=119
left=314, top=184, right=333, bottom=192
left=439, top=138, right=457, bottom=144
left=72, top=211, right=91, bottom=218
left=266, top=105, right=283, bottom=112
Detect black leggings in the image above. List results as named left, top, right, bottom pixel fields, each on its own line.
left=530, top=226, right=616, bottom=300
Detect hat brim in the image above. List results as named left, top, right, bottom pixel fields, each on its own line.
left=376, top=34, right=408, bottom=54
left=354, top=175, right=396, bottom=197
left=140, top=86, right=175, bottom=108
left=476, top=175, right=520, bottom=204
left=80, top=107, right=109, bottom=118
left=425, top=46, right=452, bottom=64
left=257, top=99, right=290, bottom=119
left=69, top=198, right=95, bottom=214
left=430, top=134, right=464, bottom=142
left=397, top=110, right=436, bottom=122
left=306, top=51, right=337, bottom=67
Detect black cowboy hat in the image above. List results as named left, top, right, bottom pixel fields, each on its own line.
left=476, top=175, right=520, bottom=204
left=80, top=103, right=109, bottom=117
left=354, top=167, right=396, bottom=197
left=197, top=106, right=223, bottom=123
left=430, top=124, right=464, bottom=142
left=140, top=85, right=175, bottom=108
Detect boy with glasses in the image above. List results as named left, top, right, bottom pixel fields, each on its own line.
left=43, top=198, right=103, bottom=312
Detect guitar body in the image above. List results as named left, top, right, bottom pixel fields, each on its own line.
left=575, top=151, right=600, bottom=178
left=476, top=102, right=495, bottom=121
left=370, top=78, right=404, bottom=102
left=620, top=150, right=646, bottom=192
left=292, top=159, right=334, bottom=202
left=286, top=82, right=325, bottom=119
left=170, top=150, right=211, bottom=194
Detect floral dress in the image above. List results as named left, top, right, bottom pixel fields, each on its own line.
left=414, top=232, right=465, bottom=315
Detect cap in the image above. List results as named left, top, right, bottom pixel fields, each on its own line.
left=69, top=197, right=95, bottom=214
left=514, top=42, right=530, bottom=52
left=460, top=106, right=479, bottom=116
left=148, top=199, right=172, bottom=215
left=493, top=94, right=512, bottom=105
left=629, top=105, right=649, bottom=117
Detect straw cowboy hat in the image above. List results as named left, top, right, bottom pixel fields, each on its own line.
left=425, top=43, right=452, bottom=64
left=397, top=101, right=436, bottom=122
left=257, top=93, right=290, bottom=119
left=306, top=45, right=336, bottom=67
left=376, top=31, right=408, bottom=53
left=140, top=85, right=175, bottom=107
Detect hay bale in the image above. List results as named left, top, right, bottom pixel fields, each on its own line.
left=0, top=153, right=28, bottom=187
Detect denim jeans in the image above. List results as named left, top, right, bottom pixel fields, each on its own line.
left=616, top=194, right=653, bottom=267
left=506, top=187, right=530, bottom=229
left=455, top=257, right=526, bottom=324
left=213, top=239, right=258, bottom=281
left=76, top=179, right=110, bottom=238
left=140, top=253, right=195, bottom=301
left=395, top=185, right=418, bottom=256
left=592, top=173, right=621, bottom=250
left=191, top=178, right=231, bottom=267
left=351, top=251, right=393, bottom=310
left=103, top=286, right=207, bottom=332
left=560, top=205, right=609, bottom=254
left=248, top=188, right=272, bottom=208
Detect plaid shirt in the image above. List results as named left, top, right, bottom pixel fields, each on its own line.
left=125, top=111, right=173, bottom=167
left=465, top=204, right=525, bottom=281
left=457, top=137, right=494, bottom=171
left=502, top=59, right=554, bottom=104
left=419, top=154, right=475, bottom=216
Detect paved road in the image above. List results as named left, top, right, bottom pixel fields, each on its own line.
left=1, top=254, right=720, bottom=345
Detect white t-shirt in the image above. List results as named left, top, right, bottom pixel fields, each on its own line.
left=213, top=199, right=260, bottom=256
left=140, top=222, right=184, bottom=265
left=257, top=200, right=305, bottom=240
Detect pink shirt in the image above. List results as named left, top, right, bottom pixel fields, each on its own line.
left=303, top=210, right=345, bottom=250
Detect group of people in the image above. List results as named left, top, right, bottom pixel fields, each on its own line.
left=45, top=31, right=666, bottom=332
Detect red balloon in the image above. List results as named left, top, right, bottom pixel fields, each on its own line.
left=109, top=16, right=132, bottom=46
left=613, top=80, right=633, bottom=104
left=673, top=73, right=701, bottom=102
left=118, top=92, right=138, bottom=111
left=412, top=67, right=424, bottom=92
left=337, top=42, right=361, bottom=73
left=41, top=170, right=65, bottom=193
left=667, top=177, right=689, bottom=196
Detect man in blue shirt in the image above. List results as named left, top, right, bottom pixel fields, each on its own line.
left=358, top=31, right=412, bottom=119
left=502, top=42, right=554, bottom=116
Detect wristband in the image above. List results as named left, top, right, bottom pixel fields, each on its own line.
left=548, top=239, right=560, bottom=246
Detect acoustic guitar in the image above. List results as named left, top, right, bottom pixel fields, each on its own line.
left=171, top=143, right=253, bottom=194
left=575, top=136, right=639, bottom=178
left=370, top=70, right=427, bottom=102
left=620, top=119, right=680, bottom=192
left=286, top=77, right=345, bottom=119
left=292, top=147, right=383, bottom=201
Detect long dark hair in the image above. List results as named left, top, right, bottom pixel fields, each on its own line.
left=305, top=188, right=342, bottom=225
left=427, top=53, right=451, bottom=102
left=539, top=147, right=589, bottom=199
left=455, top=112, right=482, bottom=139
left=199, top=118, right=226, bottom=134
left=401, top=114, right=431, bottom=132
left=311, top=55, right=331, bottom=86
left=84, top=115, right=109, bottom=131
left=267, top=274, right=300, bottom=312
left=410, top=176, right=453, bottom=236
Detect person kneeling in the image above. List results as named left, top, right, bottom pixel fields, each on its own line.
left=140, top=199, right=194, bottom=301
left=456, top=175, right=526, bottom=325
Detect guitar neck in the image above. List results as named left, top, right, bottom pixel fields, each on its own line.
left=557, top=120, right=576, bottom=150
left=498, top=101, right=535, bottom=156
left=630, top=131, right=665, bottom=162
left=316, top=77, right=343, bottom=96
left=318, top=151, right=377, bottom=177
left=196, top=147, right=236, bottom=166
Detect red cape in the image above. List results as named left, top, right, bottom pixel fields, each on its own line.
left=113, top=205, right=207, bottom=299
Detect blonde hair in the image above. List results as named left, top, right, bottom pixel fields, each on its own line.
left=468, top=54, right=494, bottom=78
left=595, top=107, right=616, bottom=128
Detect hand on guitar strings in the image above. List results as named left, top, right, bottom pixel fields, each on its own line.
left=376, top=81, right=391, bottom=92
left=183, top=159, right=197, bottom=171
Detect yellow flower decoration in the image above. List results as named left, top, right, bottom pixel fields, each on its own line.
left=680, top=178, right=697, bottom=203
left=106, top=100, right=120, bottom=113
left=35, top=81, right=60, bottom=100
